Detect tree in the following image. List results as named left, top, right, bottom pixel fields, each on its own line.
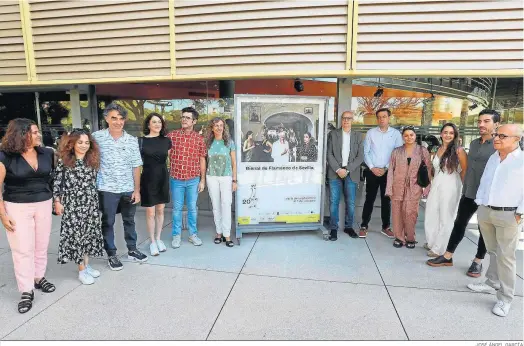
left=118, top=100, right=146, bottom=123
left=356, top=96, right=421, bottom=123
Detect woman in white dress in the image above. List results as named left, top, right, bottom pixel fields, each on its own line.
left=424, top=123, right=468, bottom=257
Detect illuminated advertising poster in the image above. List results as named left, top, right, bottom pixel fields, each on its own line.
left=235, top=95, right=326, bottom=226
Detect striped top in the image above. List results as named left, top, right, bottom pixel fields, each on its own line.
left=92, top=129, right=143, bottom=193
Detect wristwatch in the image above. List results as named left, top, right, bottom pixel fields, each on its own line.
left=232, top=180, right=237, bottom=183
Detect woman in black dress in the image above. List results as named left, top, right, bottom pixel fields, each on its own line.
left=53, top=129, right=104, bottom=285
left=297, top=132, right=318, bottom=162
left=139, top=113, right=172, bottom=256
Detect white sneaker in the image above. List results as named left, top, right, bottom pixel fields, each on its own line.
left=85, top=264, right=100, bottom=278
left=467, top=282, right=499, bottom=294
left=157, top=240, right=167, bottom=252
left=172, top=235, right=181, bottom=249
left=78, top=270, right=95, bottom=285
left=188, top=234, right=203, bottom=246
left=492, top=300, right=510, bottom=317
left=150, top=242, right=159, bottom=256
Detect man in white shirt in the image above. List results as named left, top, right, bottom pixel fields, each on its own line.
left=467, top=124, right=523, bottom=317
left=359, top=108, right=403, bottom=238
left=271, top=129, right=290, bottom=164
left=326, top=111, right=364, bottom=240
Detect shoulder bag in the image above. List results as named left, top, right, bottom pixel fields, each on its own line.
left=416, top=147, right=430, bottom=188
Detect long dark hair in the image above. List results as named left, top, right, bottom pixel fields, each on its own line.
left=1, top=118, right=37, bottom=154
left=439, top=122, right=460, bottom=173
left=205, top=117, right=231, bottom=148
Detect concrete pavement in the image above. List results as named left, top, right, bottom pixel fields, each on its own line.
left=0, top=189, right=522, bottom=340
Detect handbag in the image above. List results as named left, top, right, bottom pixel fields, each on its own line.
left=416, top=147, right=430, bottom=188
left=52, top=168, right=66, bottom=215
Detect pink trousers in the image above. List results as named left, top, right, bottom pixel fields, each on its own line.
left=4, top=199, right=52, bottom=292
left=392, top=199, right=420, bottom=243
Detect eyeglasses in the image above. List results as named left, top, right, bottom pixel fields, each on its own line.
left=342, top=117, right=353, bottom=121
left=181, top=115, right=193, bottom=121
left=492, top=133, right=520, bottom=140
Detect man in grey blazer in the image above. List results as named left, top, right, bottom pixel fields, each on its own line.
left=326, top=111, right=364, bottom=240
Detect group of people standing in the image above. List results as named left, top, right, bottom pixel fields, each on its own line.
left=0, top=103, right=237, bottom=314
left=1, top=103, right=522, bottom=319
left=327, top=107, right=523, bottom=317
left=242, top=127, right=318, bottom=163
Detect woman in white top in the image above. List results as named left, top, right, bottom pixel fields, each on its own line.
left=424, top=123, right=468, bottom=257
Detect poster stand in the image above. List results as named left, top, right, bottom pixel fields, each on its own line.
left=233, top=94, right=330, bottom=244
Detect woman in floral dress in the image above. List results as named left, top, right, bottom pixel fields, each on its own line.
left=53, top=128, right=104, bottom=285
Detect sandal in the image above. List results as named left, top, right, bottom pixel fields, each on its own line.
left=225, top=240, right=235, bottom=248
left=34, top=277, right=56, bottom=293
left=18, top=291, right=34, bottom=314
left=214, top=235, right=225, bottom=244
left=406, top=241, right=416, bottom=249
left=393, top=238, right=404, bottom=248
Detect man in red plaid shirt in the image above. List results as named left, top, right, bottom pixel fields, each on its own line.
left=167, top=107, right=207, bottom=248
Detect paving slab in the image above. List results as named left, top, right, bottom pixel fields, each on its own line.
left=388, top=286, right=524, bottom=341
left=366, top=223, right=523, bottom=297
left=208, top=274, right=407, bottom=340
left=126, top=214, right=257, bottom=273
left=3, top=264, right=237, bottom=340
left=0, top=252, right=101, bottom=339
left=241, top=229, right=383, bottom=285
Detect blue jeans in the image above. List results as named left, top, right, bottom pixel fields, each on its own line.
left=329, top=176, right=357, bottom=230
left=98, top=191, right=137, bottom=256
left=170, top=177, right=199, bottom=236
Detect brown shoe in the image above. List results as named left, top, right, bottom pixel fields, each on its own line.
left=358, top=227, right=368, bottom=238
left=381, top=227, right=394, bottom=238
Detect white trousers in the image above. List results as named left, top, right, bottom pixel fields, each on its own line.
left=206, top=175, right=233, bottom=238
left=424, top=171, right=462, bottom=255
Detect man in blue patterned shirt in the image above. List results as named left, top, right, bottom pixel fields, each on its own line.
left=92, top=103, right=148, bottom=271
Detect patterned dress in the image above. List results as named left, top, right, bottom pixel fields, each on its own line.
left=53, top=159, right=104, bottom=264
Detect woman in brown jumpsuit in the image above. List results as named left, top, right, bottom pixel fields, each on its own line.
left=385, top=126, right=432, bottom=249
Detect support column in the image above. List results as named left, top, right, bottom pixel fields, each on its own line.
left=337, top=78, right=353, bottom=127
left=69, top=88, right=81, bottom=128
left=87, top=85, right=98, bottom=131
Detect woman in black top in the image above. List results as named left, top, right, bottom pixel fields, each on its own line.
left=297, top=132, right=318, bottom=162
left=0, top=118, right=56, bottom=314
left=139, top=113, right=172, bottom=256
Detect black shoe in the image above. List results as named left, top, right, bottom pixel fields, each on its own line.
left=329, top=229, right=338, bottom=241
left=467, top=261, right=483, bottom=278
left=426, top=255, right=453, bottom=267
left=108, top=255, right=124, bottom=271
left=344, top=227, right=358, bottom=238
left=128, top=249, right=148, bottom=263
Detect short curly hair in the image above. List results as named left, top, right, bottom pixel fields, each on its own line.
left=103, top=102, right=128, bottom=119
left=0, top=118, right=37, bottom=154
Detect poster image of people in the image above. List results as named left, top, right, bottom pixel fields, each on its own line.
left=235, top=95, right=327, bottom=226
left=239, top=100, right=320, bottom=163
